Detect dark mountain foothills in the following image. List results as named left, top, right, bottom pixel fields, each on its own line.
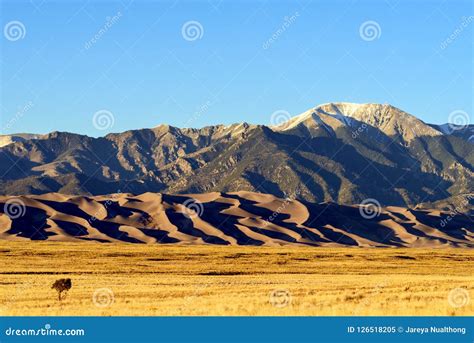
left=0, top=192, right=472, bottom=247
left=0, top=102, right=472, bottom=213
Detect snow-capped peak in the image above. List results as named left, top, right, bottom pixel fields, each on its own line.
left=272, top=102, right=443, bottom=141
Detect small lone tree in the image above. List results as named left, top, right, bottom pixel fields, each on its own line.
left=51, top=278, right=72, bottom=301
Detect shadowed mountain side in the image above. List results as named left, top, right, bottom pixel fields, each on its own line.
left=0, top=103, right=472, bottom=209
left=0, top=192, right=472, bottom=247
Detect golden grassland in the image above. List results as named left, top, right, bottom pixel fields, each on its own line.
left=0, top=241, right=472, bottom=316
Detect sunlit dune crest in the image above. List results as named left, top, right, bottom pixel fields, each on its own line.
left=1, top=192, right=472, bottom=247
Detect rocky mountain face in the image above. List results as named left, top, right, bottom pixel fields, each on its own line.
left=0, top=103, right=472, bottom=209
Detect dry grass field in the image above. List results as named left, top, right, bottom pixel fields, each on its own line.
left=0, top=241, right=472, bottom=316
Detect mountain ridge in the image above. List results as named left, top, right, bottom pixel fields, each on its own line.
left=0, top=102, right=472, bottom=211
left=1, top=102, right=471, bottom=142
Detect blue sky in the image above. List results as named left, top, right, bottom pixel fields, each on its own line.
left=0, top=0, right=472, bottom=136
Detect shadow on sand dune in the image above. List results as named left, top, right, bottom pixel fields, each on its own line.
left=1, top=205, right=55, bottom=240
left=34, top=199, right=176, bottom=243
left=0, top=192, right=472, bottom=247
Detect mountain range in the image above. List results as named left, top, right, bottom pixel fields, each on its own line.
left=1, top=102, right=473, bottom=212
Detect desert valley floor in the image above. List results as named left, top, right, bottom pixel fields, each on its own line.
left=0, top=241, right=472, bottom=316
left=0, top=191, right=472, bottom=315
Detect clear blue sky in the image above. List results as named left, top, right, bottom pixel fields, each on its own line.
left=0, top=0, right=472, bottom=136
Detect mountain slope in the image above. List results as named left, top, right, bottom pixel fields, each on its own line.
left=0, top=103, right=472, bottom=209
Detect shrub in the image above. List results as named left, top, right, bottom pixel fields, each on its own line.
left=51, top=278, right=72, bottom=301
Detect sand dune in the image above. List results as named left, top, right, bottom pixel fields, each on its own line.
left=0, top=192, right=472, bottom=247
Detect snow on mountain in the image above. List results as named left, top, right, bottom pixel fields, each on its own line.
left=273, top=102, right=443, bottom=142
left=0, top=134, right=43, bottom=148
